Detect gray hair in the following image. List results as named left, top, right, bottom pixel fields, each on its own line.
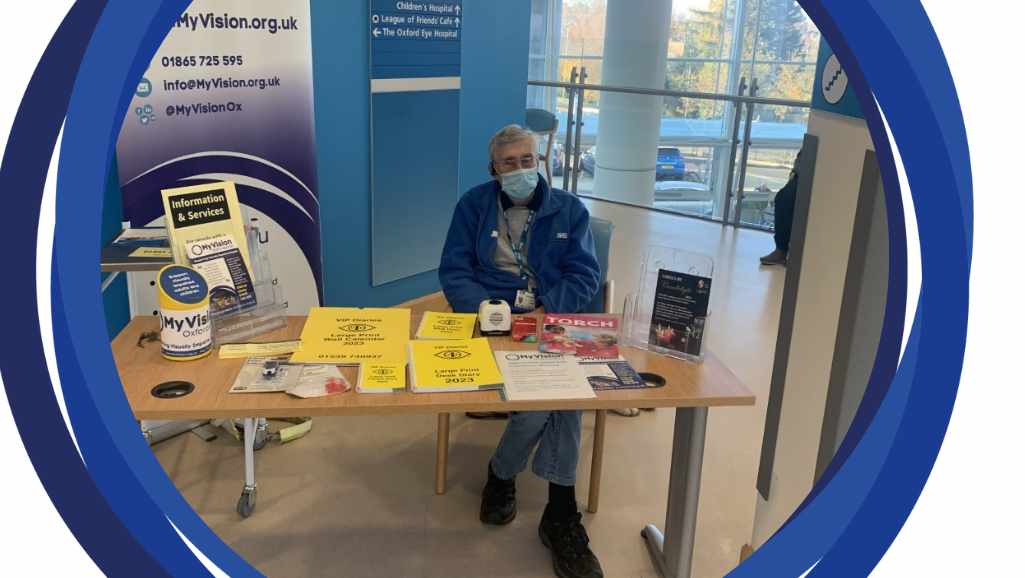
left=489, top=124, right=536, bottom=161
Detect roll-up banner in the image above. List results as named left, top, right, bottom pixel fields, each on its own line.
left=117, top=0, right=322, bottom=311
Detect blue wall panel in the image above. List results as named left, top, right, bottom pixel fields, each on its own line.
left=314, top=0, right=530, bottom=306
left=371, top=89, right=461, bottom=285
left=458, top=0, right=531, bottom=192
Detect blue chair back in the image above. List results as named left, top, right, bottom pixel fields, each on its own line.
left=585, top=217, right=613, bottom=313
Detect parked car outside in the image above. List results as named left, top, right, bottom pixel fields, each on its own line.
left=656, top=146, right=686, bottom=181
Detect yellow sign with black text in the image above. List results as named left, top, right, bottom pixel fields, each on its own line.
left=291, top=307, right=410, bottom=364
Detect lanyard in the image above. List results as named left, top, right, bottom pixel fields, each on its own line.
left=499, top=205, right=536, bottom=284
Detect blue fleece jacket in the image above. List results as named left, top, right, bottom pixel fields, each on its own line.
left=439, top=176, right=600, bottom=314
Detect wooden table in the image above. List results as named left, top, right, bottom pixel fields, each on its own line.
left=113, top=314, right=754, bottom=578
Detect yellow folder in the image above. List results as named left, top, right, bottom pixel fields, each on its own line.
left=291, top=307, right=410, bottom=364
left=408, top=338, right=503, bottom=393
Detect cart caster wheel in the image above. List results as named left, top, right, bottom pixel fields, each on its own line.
left=237, top=488, right=257, bottom=518
left=253, top=432, right=268, bottom=451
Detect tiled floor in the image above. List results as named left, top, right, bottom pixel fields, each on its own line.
left=151, top=200, right=785, bottom=577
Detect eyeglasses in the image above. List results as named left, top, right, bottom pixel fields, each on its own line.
left=495, top=154, right=537, bottom=172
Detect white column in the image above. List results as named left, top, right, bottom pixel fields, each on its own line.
left=591, top=0, right=673, bottom=205
left=751, top=111, right=877, bottom=548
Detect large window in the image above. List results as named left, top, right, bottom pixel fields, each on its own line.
left=527, top=0, right=819, bottom=226
left=533, top=0, right=818, bottom=100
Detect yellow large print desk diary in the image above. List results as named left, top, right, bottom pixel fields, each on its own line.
left=408, top=338, right=503, bottom=393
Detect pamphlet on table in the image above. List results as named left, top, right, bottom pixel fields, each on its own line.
left=219, top=340, right=302, bottom=359
left=577, top=359, right=652, bottom=390
left=229, top=357, right=351, bottom=397
left=408, top=338, right=503, bottom=393
left=493, top=351, right=596, bottom=401
left=415, top=311, right=477, bottom=340
left=229, top=357, right=301, bottom=393
left=291, top=307, right=410, bottom=364
left=539, top=314, right=620, bottom=359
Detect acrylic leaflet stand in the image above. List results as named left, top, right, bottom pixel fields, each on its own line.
left=621, top=246, right=714, bottom=363
left=210, top=217, right=288, bottom=345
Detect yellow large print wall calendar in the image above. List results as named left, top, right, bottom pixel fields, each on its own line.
left=291, top=307, right=411, bottom=365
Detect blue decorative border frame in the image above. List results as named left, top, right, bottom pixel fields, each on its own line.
left=0, top=0, right=970, bottom=576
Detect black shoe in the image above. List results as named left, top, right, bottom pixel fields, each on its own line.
left=539, top=511, right=604, bottom=578
left=480, top=469, right=516, bottom=525
left=759, top=249, right=788, bottom=266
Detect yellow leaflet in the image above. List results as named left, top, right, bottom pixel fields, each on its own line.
left=415, top=311, right=477, bottom=340
left=219, top=340, right=302, bottom=359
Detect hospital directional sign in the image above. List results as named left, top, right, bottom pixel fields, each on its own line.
left=370, top=0, right=462, bottom=79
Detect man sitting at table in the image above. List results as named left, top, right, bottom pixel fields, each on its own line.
left=439, top=124, right=604, bottom=578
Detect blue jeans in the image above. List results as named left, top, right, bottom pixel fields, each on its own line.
left=490, top=410, right=582, bottom=486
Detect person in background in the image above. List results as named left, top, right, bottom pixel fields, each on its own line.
left=439, top=124, right=605, bottom=578
left=760, top=150, right=802, bottom=266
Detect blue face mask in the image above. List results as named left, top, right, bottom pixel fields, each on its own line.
left=499, top=168, right=538, bottom=200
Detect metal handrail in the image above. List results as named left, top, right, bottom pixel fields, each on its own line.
left=541, top=69, right=801, bottom=232
left=528, top=79, right=811, bottom=109
left=561, top=67, right=578, bottom=191
left=570, top=67, right=587, bottom=195
left=733, top=77, right=759, bottom=224
left=721, top=76, right=748, bottom=225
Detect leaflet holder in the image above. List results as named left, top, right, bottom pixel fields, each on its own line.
left=621, top=246, right=714, bottom=363
left=210, top=218, right=288, bottom=345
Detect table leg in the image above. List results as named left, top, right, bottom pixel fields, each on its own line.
left=435, top=413, right=450, bottom=495
left=587, top=409, right=607, bottom=513
left=237, top=417, right=258, bottom=518
left=642, top=407, right=708, bottom=578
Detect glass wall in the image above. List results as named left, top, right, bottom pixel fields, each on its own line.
left=527, top=0, right=818, bottom=229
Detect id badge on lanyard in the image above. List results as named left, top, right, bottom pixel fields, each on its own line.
left=502, top=209, right=535, bottom=281
left=514, top=289, right=536, bottom=310
left=502, top=206, right=537, bottom=309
